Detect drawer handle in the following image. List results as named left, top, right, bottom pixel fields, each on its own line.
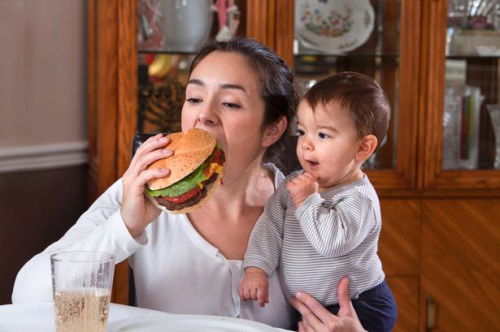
left=426, top=297, right=437, bottom=331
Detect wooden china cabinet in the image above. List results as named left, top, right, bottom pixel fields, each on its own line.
left=88, top=1, right=500, bottom=331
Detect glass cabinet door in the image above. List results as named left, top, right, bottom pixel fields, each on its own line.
left=443, top=0, right=500, bottom=171
left=294, top=0, right=400, bottom=170
left=293, top=0, right=421, bottom=190
left=136, top=0, right=247, bottom=134
left=424, top=0, right=500, bottom=190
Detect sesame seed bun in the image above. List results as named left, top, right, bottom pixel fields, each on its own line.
left=146, top=128, right=217, bottom=190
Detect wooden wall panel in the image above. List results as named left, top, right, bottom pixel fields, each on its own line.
left=420, top=199, right=500, bottom=331
left=387, top=277, right=419, bottom=332
left=95, top=0, right=118, bottom=195
left=112, top=0, right=138, bottom=306
left=394, top=0, right=421, bottom=189
left=88, top=0, right=132, bottom=305
left=421, top=0, right=447, bottom=189
left=87, top=0, right=119, bottom=202
left=379, top=200, right=421, bottom=276
left=246, top=0, right=271, bottom=46
left=274, top=0, right=294, bottom=66
left=117, top=0, right=137, bottom=177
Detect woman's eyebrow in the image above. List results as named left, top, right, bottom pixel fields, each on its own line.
left=188, top=79, right=248, bottom=94
left=220, top=83, right=248, bottom=94
left=187, top=78, right=204, bottom=86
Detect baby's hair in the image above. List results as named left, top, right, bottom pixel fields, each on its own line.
left=304, top=72, right=391, bottom=148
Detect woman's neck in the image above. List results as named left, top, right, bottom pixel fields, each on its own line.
left=190, top=160, right=274, bottom=224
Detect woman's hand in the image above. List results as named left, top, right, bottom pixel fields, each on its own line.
left=121, top=134, right=174, bottom=237
left=290, top=278, right=365, bottom=332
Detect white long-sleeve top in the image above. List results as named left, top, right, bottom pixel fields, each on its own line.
left=244, top=171, right=385, bottom=307
left=12, top=165, right=295, bottom=329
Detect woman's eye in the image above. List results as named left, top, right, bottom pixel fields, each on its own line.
left=186, top=98, right=202, bottom=104
left=222, top=102, right=241, bottom=109
left=319, top=132, right=330, bottom=139
left=297, top=129, right=305, bottom=136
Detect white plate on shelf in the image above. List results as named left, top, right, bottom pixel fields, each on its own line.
left=295, top=0, right=375, bottom=54
left=108, top=314, right=279, bottom=332
left=475, top=46, right=500, bottom=56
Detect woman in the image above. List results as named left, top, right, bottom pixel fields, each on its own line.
left=13, top=37, right=296, bottom=328
left=12, top=37, right=365, bottom=331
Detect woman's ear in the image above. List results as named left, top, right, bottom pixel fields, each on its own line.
left=261, top=116, right=288, bottom=147
left=355, top=134, right=378, bottom=162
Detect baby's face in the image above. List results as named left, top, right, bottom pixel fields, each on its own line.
left=295, top=101, right=362, bottom=189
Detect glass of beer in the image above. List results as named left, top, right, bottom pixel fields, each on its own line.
left=51, top=251, right=115, bottom=332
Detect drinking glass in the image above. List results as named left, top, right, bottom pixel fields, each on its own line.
left=51, top=251, right=115, bottom=332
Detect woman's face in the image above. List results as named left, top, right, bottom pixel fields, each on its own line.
left=182, top=51, right=267, bottom=182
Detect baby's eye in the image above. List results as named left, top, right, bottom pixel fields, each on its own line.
left=222, top=102, right=241, bottom=109
left=297, top=129, right=305, bottom=136
left=318, top=132, right=330, bottom=139
left=186, top=98, right=202, bottom=104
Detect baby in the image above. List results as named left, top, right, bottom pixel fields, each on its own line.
left=240, top=72, right=398, bottom=332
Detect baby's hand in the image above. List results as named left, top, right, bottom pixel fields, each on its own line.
left=239, top=267, right=270, bottom=307
left=286, top=172, right=319, bottom=208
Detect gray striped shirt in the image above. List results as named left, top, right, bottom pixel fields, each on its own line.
left=244, top=171, right=385, bottom=306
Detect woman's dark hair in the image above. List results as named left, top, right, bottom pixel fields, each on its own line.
left=189, top=37, right=299, bottom=169
left=304, top=72, right=391, bottom=150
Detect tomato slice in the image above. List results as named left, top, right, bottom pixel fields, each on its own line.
left=160, top=149, right=224, bottom=205
left=161, top=185, right=201, bottom=204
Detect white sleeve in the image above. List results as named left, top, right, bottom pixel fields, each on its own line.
left=11, top=179, right=148, bottom=304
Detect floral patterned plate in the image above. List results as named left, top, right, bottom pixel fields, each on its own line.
left=295, top=0, right=375, bottom=54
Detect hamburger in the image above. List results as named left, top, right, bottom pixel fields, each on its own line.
left=145, top=128, right=225, bottom=214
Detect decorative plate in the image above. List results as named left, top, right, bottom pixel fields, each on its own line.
left=295, top=0, right=375, bottom=54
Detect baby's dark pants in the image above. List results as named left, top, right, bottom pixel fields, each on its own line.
left=326, top=279, right=398, bottom=332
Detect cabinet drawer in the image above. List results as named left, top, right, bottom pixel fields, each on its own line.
left=379, top=199, right=420, bottom=276
left=387, top=277, right=419, bottom=332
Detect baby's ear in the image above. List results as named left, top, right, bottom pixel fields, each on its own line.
left=355, top=134, right=378, bottom=162
left=262, top=116, right=287, bottom=147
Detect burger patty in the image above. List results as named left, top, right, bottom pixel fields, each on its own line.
left=157, top=172, right=219, bottom=211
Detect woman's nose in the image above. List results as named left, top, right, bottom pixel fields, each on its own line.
left=197, top=102, right=219, bottom=126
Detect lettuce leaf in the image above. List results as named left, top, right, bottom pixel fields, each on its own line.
left=146, top=144, right=222, bottom=198
left=146, top=162, right=208, bottom=197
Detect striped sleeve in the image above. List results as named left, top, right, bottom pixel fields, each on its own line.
left=243, top=180, right=288, bottom=276
left=295, top=192, right=376, bottom=258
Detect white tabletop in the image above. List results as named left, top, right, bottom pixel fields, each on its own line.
left=0, top=302, right=292, bottom=332
left=0, top=302, right=161, bottom=332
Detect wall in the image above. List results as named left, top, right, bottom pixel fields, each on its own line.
left=0, top=0, right=87, bottom=304
left=0, top=167, right=88, bottom=304
left=0, top=0, right=86, bottom=148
